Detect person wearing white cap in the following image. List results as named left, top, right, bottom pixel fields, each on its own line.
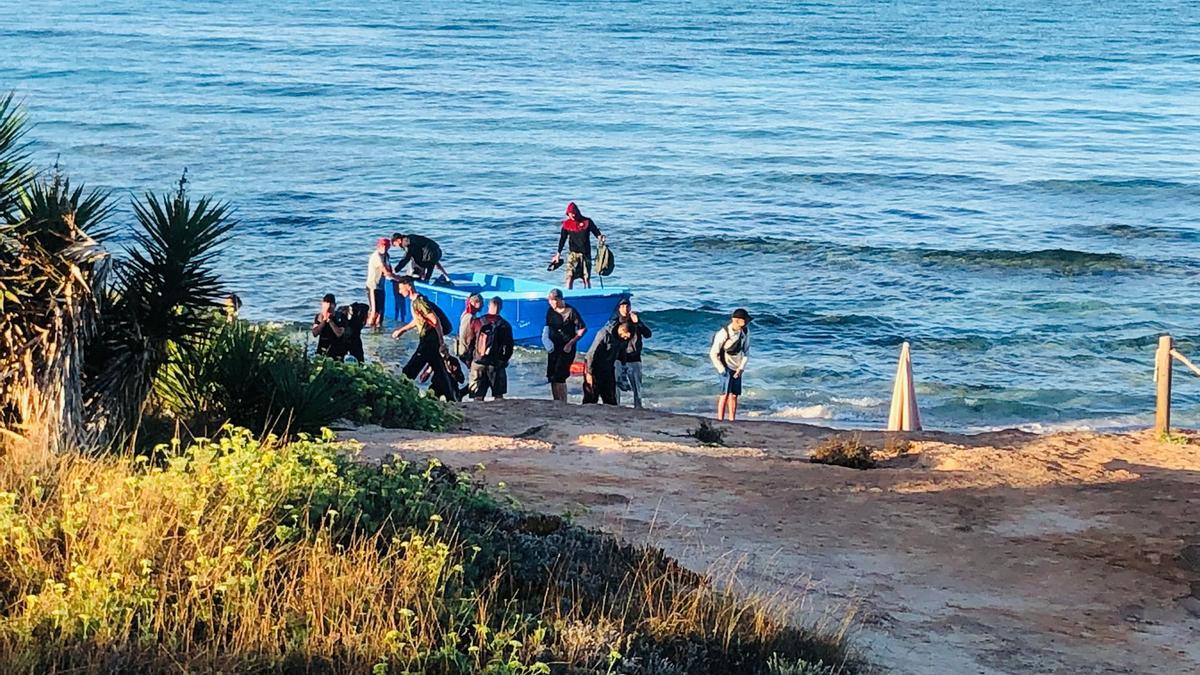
left=710, top=308, right=752, bottom=421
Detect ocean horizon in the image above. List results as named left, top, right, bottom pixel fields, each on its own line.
left=7, top=0, right=1200, bottom=431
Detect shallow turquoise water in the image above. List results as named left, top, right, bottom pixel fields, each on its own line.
left=6, top=0, right=1200, bottom=430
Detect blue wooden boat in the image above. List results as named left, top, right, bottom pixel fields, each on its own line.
left=383, top=273, right=631, bottom=352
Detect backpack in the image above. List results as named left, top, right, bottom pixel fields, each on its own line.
left=474, top=316, right=506, bottom=364
left=345, top=302, right=369, bottom=334
left=594, top=241, right=615, bottom=277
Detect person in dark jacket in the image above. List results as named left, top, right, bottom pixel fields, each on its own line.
left=583, top=322, right=632, bottom=405
left=551, top=202, right=604, bottom=289
left=468, top=297, right=515, bottom=401
left=392, top=232, right=450, bottom=282
left=542, top=288, right=586, bottom=401
left=329, top=302, right=368, bottom=363
left=612, top=298, right=651, bottom=408
left=392, top=276, right=455, bottom=400
left=311, top=293, right=346, bottom=356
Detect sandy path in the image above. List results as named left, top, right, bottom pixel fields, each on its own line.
left=351, top=400, right=1200, bottom=674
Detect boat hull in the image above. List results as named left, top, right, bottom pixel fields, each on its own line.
left=382, top=273, right=630, bottom=352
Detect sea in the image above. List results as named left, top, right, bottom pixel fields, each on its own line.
left=6, top=0, right=1200, bottom=432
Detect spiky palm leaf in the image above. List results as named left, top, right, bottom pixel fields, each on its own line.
left=0, top=93, right=32, bottom=220
left=86, top=183, right=234, bottom=441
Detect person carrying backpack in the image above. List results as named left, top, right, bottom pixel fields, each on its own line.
left=551, top=202, right=605, bottom=289
left=709, top=308, right=752, bottom=421
left=468, top=297, right=514, bottom=401
left=457, top=293, right=484, bottom=363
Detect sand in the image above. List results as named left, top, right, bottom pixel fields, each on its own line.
left=349, top=399, right=1200, bottom=674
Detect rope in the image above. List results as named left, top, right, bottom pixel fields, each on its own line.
left=1171, top=349, right=1200, bottom=378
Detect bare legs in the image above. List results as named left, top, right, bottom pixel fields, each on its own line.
left=551, top=382, right=568, bottom=402
left=716, top=394, right=738, bottom=421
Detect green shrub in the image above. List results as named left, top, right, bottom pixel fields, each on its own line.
left=809, top=434, right=877, bottom=470
left=155, top=321, right=458, bottom=435
left=0, top=427, right=862, bottom=674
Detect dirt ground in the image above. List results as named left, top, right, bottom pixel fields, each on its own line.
left=351, top=399, right=1200, bottom=674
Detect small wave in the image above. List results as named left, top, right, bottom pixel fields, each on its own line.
left=760, top=405, right=834, bottom=420
left=685, top=234, right=1151, bottom=274
left=1020, top=177, right=1200, bottom=196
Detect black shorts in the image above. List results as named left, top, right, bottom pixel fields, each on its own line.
left=546, top=348, right=576, bottom=384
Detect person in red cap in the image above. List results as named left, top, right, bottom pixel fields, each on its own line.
left=366, top=237, right=399, bottom=329
left=551, top=202, right=605, bottom=289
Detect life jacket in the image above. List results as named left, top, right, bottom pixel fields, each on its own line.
left=594, top=240, right=615, bottom=276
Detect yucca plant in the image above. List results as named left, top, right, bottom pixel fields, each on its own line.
left=86, top=173, right=235, bottom=443
left=0, top=93, right=31, bottom=221
left=1, top=164, right=113, bottom=452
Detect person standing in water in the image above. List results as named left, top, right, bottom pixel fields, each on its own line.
left=366, top=237, right=399, bottom=329
left=710, top=308, right=752, bottom=421
left=551, top=202, right=604, bottom=289
left=542, top=288, right=586, bottom=402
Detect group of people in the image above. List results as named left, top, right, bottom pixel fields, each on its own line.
left=315, top=201, right=756, bottom=420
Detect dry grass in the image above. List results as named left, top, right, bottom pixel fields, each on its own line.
left=0, top=425, right=862, bottom=674
left=809, top=435, right=878, bottom=470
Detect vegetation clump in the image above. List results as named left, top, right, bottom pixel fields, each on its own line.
left=0, top=427, right=861, bottom=674
left=689, top=420, right=728, bottom=446
left=809, top=434, right=878, bottom=470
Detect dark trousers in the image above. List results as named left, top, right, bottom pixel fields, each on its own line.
left=403, top=335, right=454, bottom=400
left=582, top=368, right=618, bottom=405
left=327, top=335, right=364, bottom=363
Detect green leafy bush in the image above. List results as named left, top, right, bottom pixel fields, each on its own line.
left=155, top=321, right=458, bottom=434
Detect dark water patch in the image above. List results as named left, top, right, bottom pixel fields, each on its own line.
left=685, top=234, right=1155, bottom=275
left=1019, top=177, right=1200, bottom=197
left=1091, top=222, right=1200, bottom=242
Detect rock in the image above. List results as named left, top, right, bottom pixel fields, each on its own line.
left=1179, top=596, right=1200, bottom=619
left=1180, top=544, right=1200, bottom=573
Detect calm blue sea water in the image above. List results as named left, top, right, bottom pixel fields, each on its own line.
left=6, top=0, right=1200, bottom=431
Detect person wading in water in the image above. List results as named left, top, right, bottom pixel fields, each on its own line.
left=551, top=202, right=604, bottom=289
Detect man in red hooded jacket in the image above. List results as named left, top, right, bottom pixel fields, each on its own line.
left=551, top=202, right=605, bottom=289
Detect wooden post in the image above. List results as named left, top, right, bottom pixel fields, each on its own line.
left=1155, top=335, right=1173, bottom=436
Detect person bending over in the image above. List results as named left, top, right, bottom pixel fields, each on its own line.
left=312, top=293, right=345, bottom=356
left=542, top=288, right=586, bottom=402
left=551, top=202, right=604, bottom=289
left=392, top=232, right=450, bottom=283
left=710, top=308, right=752, bottom=421
left=391, top=276, right=455, bottom=400
left=584, top=321, right=632, bottom=405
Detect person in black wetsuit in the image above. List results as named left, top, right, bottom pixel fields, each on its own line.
left=391, top=276, right=455, bottom=400
left=311, top=293, right=345, bottom=356
left=583, top=321, right=632, bottom=405
left=392, top=232, right=450, bottom=283
left=551, top=202, right=605, bottom=289
left=542, top=288, right=586, bottom=402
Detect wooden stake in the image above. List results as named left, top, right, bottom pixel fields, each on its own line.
left=1155, top=335, right=1173, bottom=436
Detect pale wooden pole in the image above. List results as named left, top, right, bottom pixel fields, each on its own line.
left=1155, top=334, right=1173, bottom=436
